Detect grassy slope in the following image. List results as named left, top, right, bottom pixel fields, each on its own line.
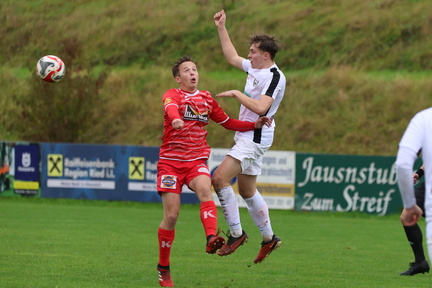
left=1, top=0, right=432, bottom=155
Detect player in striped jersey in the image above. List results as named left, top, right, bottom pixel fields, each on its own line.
left=156, top=56, right=271, bottom=287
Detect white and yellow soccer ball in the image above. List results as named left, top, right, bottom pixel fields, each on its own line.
left=36, top=55, right=66, bottom=83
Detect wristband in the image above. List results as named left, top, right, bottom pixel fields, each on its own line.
left=416, top=168, right=424, bottom=178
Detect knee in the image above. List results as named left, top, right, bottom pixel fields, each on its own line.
left=211, top=172, right=224, bottom=191
left=211, top=177, right=218, bottom=190
left=195, top=188, right=213, bottom=203
left=163, top=212, right=179, bottom=229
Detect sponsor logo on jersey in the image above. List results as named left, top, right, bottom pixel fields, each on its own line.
left=183, top=105, right=209, bottom=123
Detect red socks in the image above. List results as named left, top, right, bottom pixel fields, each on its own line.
left=158, top=228, right=175, bottom=267
left=200, top=201, right=218, bottom=237
left=158, top=201, right=217, bottom=266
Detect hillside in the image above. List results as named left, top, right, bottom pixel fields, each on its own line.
left=1, top=0, right=432, bottom=156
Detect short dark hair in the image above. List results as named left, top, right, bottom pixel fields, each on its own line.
left=248, top=34, right=279, bottom=60
left=172, top=56, right=197, bottom=78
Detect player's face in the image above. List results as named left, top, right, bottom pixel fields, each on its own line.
left=248, top=43, right=267, bottom=69
left=175, top=61, right=199, bottom=92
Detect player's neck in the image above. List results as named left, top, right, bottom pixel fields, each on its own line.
left=255, top=61, right=275, bottom=70
left=262, top=61, right=275, bottom=69
left=180, top=88, right=198, bottom=94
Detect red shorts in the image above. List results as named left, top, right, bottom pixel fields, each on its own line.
left=156, top=159, right=211, bottom=195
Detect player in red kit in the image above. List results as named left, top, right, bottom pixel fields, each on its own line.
left=156, top=56, right=271, bottom=287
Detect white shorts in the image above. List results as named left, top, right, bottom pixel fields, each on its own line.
left=227, top=137, right=271, bottom=175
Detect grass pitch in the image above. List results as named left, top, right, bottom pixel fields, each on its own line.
left=0, top=197, right=430, bottom=288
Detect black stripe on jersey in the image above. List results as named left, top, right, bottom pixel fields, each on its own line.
left=261, top=67, right=281, bottom=117
left=253, top=128, right=262, bottom=143
left=253, top=68, right=280, bottom=143
left=265, top=68, right=280, bottom=97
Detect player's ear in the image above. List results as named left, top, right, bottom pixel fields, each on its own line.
left=174, top=76, right=181, bottom=84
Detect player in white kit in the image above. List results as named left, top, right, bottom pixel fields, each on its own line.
left=397, top=107, right=432, bottom=276
left=212, top=10, right=286, bottom=264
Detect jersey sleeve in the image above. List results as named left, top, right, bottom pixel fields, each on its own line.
left=163, top=89, right=181, bottom=120
left=221, top=118, right=255, bottom=131
left=210, top=100, right=255, bottom=131
left=242, top=59, right=251, bottom=73
left=263, top=68, right=284, bottom=99
left=396, top=111, right=426, bottom=209
left=396, top=145, right=417, bottom=209
left=165, top=105, right=181, bottom=120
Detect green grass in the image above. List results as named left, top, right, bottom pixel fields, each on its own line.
left=0, top=197, right=430, bottom=287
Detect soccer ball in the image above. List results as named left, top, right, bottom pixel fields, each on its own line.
left=36, top=55, right=66, bottom=83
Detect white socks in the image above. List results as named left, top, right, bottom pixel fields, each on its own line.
left=216, top=186, right=243, bottom=237
left=217, top=187, right=274, bottom=241
left=244, top=190, right=273, bottom=242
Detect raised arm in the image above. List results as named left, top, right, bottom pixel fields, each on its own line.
left=209, top=99, right=271, bottom=130
left=216, top=90, right=274, bottom=116
left=213, top=10, right=244, bottom=70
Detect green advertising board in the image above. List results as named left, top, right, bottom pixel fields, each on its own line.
left=295, top=153, right=422, bottom=216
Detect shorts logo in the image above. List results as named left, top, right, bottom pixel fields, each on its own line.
left=198, top=167, right=210, bottom=174
left=161, top=175, right=177, bottom=189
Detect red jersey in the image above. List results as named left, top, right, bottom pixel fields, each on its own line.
left=159, top=88, right=256, bottom=161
